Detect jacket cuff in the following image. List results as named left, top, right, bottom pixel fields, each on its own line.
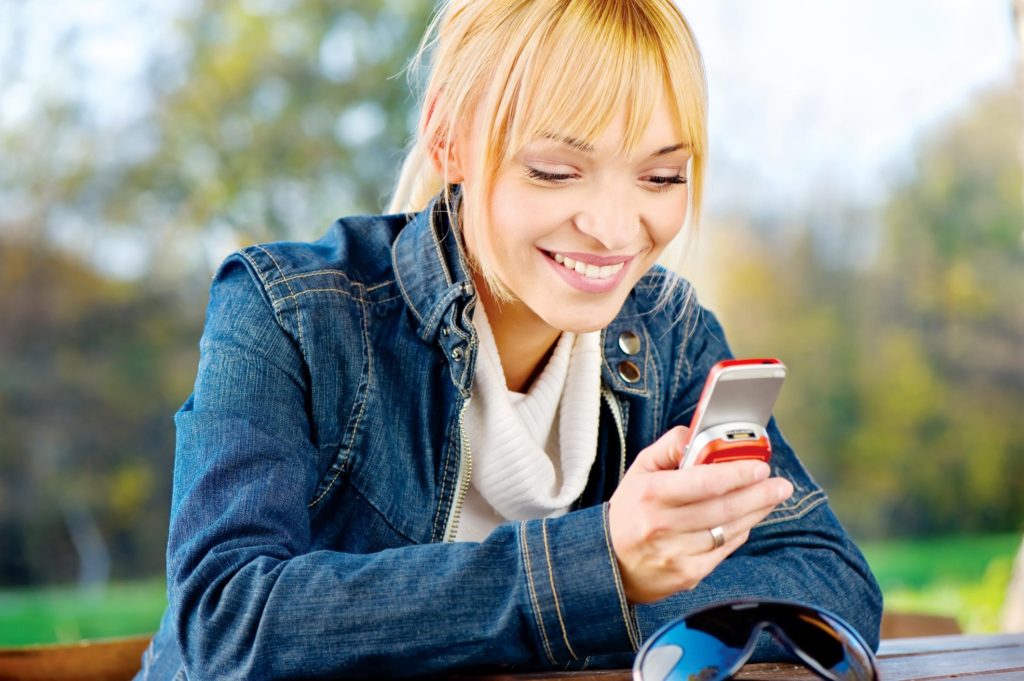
left=518, top=503, right=641, bottom=665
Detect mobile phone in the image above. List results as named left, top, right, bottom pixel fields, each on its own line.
left=677, top=358, right=787, bottom=468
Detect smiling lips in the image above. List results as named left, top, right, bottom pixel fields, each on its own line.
left=550, top=251, right=628, bottom=280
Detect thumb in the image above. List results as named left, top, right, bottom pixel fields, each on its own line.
left=635, top=425, right=690, bottom=472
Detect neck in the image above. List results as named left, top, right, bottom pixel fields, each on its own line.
left=475, top=278, right=561, bottom=393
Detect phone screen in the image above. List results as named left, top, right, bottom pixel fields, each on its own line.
left=690, top=365, right=786, bottom=436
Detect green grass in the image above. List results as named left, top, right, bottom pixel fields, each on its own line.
left=0, top=533, right=1019, bottom=646
left=0, top=578, right=166, bottom=647
left=861, top=532, right=1021, bottom=633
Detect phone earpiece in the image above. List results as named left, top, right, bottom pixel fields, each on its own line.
left=689, top=422, right=771, bottom=465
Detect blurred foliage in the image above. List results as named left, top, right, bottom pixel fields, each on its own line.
left=0, top=0, right=1021, bottom=594
left=116, top=0, right=435, bottom=246
left=862, top=532, right=1022, bottom=592
left=882, top=561, right=1012, bottom=634
left=0, top=241, right=198, bottom=584
left=0, top=578, right=166, bottom=646
left=860, top=533, right=1020, bottom=633
left=708, top=87, right=1024, bottom=539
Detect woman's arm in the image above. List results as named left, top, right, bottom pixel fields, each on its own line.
left=168, top=256, right=636, bottom=679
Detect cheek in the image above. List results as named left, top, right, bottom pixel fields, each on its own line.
left=648, top=192, right=689, bottom=247
left=489, top=180, right=570, bottom=246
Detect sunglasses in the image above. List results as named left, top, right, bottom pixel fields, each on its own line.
left=633, top=599, right=879, bottom=681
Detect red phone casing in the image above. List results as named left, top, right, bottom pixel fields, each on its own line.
left=697, top=434, right=772, bottom=465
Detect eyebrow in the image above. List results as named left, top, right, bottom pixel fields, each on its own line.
left=543, top=134, right=688, bottom=158
left=548, top=135, right=595, bottom=153
left=650, top=142, right=689, bottom=157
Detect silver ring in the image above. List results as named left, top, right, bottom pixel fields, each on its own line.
left=709, top=525, right=726, bottom=550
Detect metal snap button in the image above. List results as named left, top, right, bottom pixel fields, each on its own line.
left=617, top=360, right=641, bottom=383
left=618, top=330, right=641, bottom=355
left=452, top=347, right=464, bottom=361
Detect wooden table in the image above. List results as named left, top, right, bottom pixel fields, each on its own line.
left=452, top=632, right=1024, bottom=680
left=1, top=631, right=1021, bottom=680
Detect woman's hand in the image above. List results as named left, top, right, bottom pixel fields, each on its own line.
left=608, top=426, right=793, bottom=604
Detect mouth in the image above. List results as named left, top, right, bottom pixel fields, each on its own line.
left=544, top=250, right=629, bottom=281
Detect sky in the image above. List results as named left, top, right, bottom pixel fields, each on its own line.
left=0, top=0, right=1018, bottom=264
left=682, top=0, right=1017, bottom=213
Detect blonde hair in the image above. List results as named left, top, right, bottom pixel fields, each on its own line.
left=388, top=0, right=707, bottom=303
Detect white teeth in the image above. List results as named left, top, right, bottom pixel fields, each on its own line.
left=550, top=252, right=626, bottom=280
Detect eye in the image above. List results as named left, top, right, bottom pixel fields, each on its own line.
left=645, top=174, right=688, bottom=191
left=525, top=167, right=576, bottom=183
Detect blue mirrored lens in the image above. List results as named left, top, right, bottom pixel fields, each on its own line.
left=637, top=622, right=746, bottom=681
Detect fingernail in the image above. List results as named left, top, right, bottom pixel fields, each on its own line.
left=776, top=480, right=793, bottom=501
left=753, top=462, right=770, bottom=481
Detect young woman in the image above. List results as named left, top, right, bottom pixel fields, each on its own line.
left=138, top=1, right=882, bottom=678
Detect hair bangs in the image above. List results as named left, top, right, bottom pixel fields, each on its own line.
left=494, top=2, right=686, bottom=167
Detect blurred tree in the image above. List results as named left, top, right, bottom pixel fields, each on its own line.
left=866, top=88, right=1024, bottom=535
left=1004, top=0, right=1024, bottom=629
left=1014, top=0, right=1024, bottom=240
left=0, top=239, right=201, bottom=584
left=112, top=0, right=437, bottom=283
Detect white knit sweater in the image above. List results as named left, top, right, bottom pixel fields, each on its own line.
left=455, top=304, right=602, bottom=542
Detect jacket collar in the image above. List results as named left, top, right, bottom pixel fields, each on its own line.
left=392, top=187, right=476, bottom=343
left=599, top=295, right=653, bottom=398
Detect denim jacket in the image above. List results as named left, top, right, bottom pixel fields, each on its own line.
left=138, top=192, right=882, bottom=680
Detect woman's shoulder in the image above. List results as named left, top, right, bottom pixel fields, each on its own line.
left=215, top=212, right=412, bottom=304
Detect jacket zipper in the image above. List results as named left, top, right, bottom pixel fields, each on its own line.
left=442, top=287, right=477, bottom=542
left=601, top=384, right=642, bottom=649
left=601, top=385, right=627, bottom=482
left=443, top=398, right=473, bottom=542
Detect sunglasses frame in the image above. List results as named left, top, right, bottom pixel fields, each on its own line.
left=632, top=598, right=879, bottom=681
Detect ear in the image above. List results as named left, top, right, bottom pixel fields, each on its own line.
left=428, top=131, right=467, bottom=184
left=424, top=91, right=467, bottom=183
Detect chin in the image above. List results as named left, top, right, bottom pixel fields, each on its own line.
left=540, top=305, right=619, bottom=335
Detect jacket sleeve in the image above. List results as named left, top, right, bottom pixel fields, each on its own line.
left=630, top=303, right=883, bottom=660
left=167, top=255, right=637, bottom=679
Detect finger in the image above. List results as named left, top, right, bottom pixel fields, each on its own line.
left=662, top=526, right=752, bottom=590
left=667, top=513, right=750, bottom=557
left=707, top=522, right=752, bottom=560
left=683, top=510, right=763, bottom=565
left=647, top=460, right=772, bottom=507
left=713, top=500, right=780, bottom=548
left=652, top=475, right=791, bottom=539
left=681, top=475, right=792, bottom=529
left=635, top=425, right=690, bottom=472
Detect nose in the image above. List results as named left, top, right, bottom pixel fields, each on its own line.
left=573, top=184, right=641, bottom=252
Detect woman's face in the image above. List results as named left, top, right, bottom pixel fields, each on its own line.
left=459, top=93, right=691, bottom=334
